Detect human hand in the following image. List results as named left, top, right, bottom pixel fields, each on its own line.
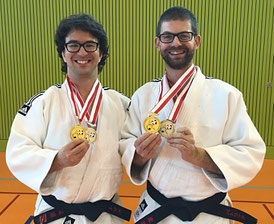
left=133, top=132, right=162, bottom=167
left=50, top=138, right=90, bottom=172
left=166, top=127, right=198, bottom=163
left=167, top=127, right=222, bottom=173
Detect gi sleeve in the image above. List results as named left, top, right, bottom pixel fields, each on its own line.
left=120, top=94, right=151, bottom=185
left=203, top=92, right=266, bottom=192
left=5, top=94, right=60, bottom=193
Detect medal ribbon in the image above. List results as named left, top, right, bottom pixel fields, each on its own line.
left=69, top=81, right=90, bottom=120
left=150, top=64, right=195, bottom=121
left=66, top=76, right=102, bottom=125
left=168, top=73, right=195, bottom=122
left=151, top=64, right=194, bottom=114
left=89, top=85, right=103, bottom=125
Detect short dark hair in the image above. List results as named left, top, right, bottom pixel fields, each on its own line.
left=55, top=14, right=109, bottom=73
left=156, top=7, right=198, bottom=36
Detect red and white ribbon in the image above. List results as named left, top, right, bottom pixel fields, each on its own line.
left=66, top=76, right=102, bottom=125
left=150, top=64, right=195, bottom=122
left=168, top=73, right=194, bottom=122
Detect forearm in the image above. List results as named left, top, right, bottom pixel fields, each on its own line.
left=132, top=151, right=149, bottom=169
left=48, top=155, right=64, bottom=173
left=193, top=147, right=223, bottom=175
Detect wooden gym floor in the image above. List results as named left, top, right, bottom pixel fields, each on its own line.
left=0, top=152, right=273, bottom=224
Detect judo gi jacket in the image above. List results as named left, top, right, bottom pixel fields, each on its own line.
left=120, top=66, right=266, bottom=223
left=6, top=80, right=130, bottom=224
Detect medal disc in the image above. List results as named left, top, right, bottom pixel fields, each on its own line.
left=159, top=119, right=175, bottom=138
left=85, top=127, right=97, bottom=144
left=70, top=125, right=86, bottom=140
left=143, top=116, right=161, bottom=133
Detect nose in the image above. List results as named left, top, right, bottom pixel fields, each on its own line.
left=77, top=46, right=88, bottom=56
left=172, top=36, right=182, bottom=47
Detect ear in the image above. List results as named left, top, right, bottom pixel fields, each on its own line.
left=99, top=51, right=103, bottom=60
left=194, top=34, right=201, bottom=50
left=97, top=50, right=103, bottom=65
left=154, top=37, right=161, bottom=51
left=62, top=51, right=67, bottom=63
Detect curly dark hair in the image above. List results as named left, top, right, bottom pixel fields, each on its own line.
left=55, top=14, right=109, bottom=74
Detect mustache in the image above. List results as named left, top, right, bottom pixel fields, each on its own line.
left=166, top=46, right=188, bottom=51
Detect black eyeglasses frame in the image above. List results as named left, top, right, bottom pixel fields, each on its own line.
left=64, top=41, right=99, bottom=53
left=158, top=31, right=197, bottom=43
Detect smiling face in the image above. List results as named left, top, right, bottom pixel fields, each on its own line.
left=62, top=29, right=102, bottom=79
left=155, top=19, right=200, bottom=70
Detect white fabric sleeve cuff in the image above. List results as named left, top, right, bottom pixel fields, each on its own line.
left=121, top=140, right=150, bottom=185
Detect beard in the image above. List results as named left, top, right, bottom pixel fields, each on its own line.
left=160, top=46, right=195, bottom=70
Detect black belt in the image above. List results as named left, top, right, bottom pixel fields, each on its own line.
left=136, top=181, right=257, bottom=224
left=33, top=195, right=131, bottom=224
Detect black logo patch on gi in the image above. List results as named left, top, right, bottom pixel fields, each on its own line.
left=63, top=216, right=75, bottom=224
left=133, top=199, right=148, bottom=220
left=18, top=91, right=45, bottom=116
left=139, top=199, right=148, bottom=212
left=18, top=104, right=31, bottom=116
left=18, top=84, right=61, bottom=116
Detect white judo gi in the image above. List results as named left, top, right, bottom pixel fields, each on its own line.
left=6, top=80, right=130, bottom=224
left=120, top=66, right=266, bottom=223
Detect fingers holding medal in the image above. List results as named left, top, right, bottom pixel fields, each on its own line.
left=70, top=125, right=97, bottom=144
left=143, top=116, right=175, bottom=138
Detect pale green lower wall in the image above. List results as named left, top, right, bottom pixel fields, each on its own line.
left=1, top=139, right=273, bottom=159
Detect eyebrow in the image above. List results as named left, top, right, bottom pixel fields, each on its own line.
left=65, top=40, right=98, bottom=44
left=160, top=31, right=191, bottom=35
left=65, top=40, right=78, bottom=43
left=160, top=31, right=173, bottom=35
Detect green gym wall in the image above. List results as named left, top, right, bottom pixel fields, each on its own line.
left=0, top=0, right=273, bottom=158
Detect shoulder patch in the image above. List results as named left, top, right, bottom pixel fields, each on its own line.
left=18, top=91, right=45, bottom=116
left=150, top=77, right=162, bottom=83
left=17, top=83, right=61, bottom=116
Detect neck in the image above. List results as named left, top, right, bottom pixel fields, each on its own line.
left=68, top=74, right=98, bottom=102
left=165, top=64, right=193, bottom=87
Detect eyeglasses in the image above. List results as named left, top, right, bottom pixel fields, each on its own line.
left=158, top=32, right=196, bottom=43
left=64, top=41, right=99, bottom=53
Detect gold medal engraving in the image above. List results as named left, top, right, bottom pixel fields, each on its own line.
left=159, top=120, right=175, bottom=138
left=143, top=116, right=161, bottom=133
left=85, top=127, right=97, bottom=144
left=70, top=125, right=86, bottom=140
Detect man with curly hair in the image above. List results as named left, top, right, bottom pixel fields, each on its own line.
left=6, top=14, right=131, bottom=224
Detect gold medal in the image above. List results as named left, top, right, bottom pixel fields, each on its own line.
left=85, top=127, right=97, bottom=144
left=159, top=119, right=175, bottom=138
left=70, top=125, right=86, bottom=140
left=143, top=116, right=161, bottom=133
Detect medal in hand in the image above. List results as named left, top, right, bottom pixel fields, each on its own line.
left=143, top=116, right=161, bottom=133
left=159, top=119, right=175, bottom=138
left=70, top=125, right=87, bottom=140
